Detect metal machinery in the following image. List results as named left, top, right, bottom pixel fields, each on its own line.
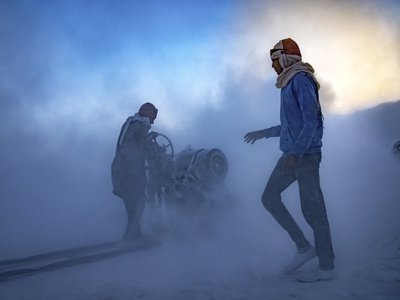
left=0, top=132, right=229, bottom=282
left=145, top=131, right=228, bottom=209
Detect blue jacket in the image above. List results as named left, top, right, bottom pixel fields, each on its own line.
left=266, top=72, right=323, bottom=157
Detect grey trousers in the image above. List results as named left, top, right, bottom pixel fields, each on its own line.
left=261, top=153, right=335, bottom=269
left=122, top=195, right=145, bottom=239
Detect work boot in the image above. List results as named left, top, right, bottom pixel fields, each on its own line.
left=296, top=267, right=337, bottom=282
left=283, top=245, right=316, bottom=274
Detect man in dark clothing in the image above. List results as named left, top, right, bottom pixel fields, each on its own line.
left=244, top=38, right=336, bottom=282
left=111, top=102, right=158, bottom=240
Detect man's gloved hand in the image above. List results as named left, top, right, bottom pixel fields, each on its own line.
left=244, top=130, right=267, bottom=144
left=282, top=153, right=300, bottom=175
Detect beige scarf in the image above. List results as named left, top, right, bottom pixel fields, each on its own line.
left=276, top=60, right=320, bottom=89
left=117, top=113, right=151, bottom=146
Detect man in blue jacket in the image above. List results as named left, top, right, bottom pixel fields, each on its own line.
left=244, top=38, right=335, bottom=282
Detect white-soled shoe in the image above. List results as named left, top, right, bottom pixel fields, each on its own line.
left=296, top=267, right=337, bottom=282
left=283, top=245, right=316, bottom=274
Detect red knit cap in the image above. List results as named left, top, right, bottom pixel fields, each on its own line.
left=270, top=38, right=302, bottom=58
left=282, top=38, right=301, bottom=56
left=139, top=102, right=158, bottom=122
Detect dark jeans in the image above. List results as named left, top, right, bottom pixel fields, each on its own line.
left=261, top=153, right=335, bottom=269
left=122, top=190, right=145, bottom=239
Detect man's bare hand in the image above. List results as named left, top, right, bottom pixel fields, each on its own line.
left=244, top=130, right=266, bottom=144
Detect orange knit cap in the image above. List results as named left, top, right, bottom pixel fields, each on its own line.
left=270, top=38, right=301, bottom=58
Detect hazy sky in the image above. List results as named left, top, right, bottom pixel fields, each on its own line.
left=0, top=0, right=399, bottom=257
left=1, top=0, right=399, bottom=135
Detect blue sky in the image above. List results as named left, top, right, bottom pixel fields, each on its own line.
left=1, top=1, right=239, bottom=138
left=2, top=0, right=399, bottom=138
left=0, top=0, right=399, bottom=163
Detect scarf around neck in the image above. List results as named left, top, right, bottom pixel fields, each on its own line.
left=276, top=61, right=320, bottom=90
left=117, top=113, right=151, bottom=146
